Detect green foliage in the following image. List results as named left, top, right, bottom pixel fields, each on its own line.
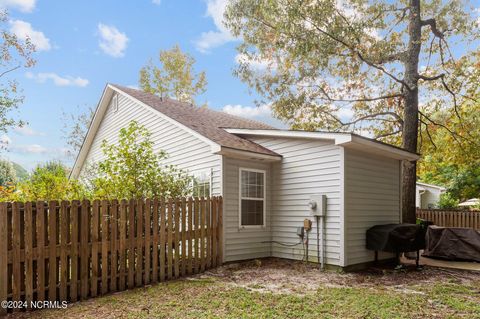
left=89, top=121, right=191, bottom=200
left=13, top=161, right=86, bottom=201
left=418, top=103, right=480, bottom=201
left=0, top=159, right=16, bottom=186
left=438, top=192, right=459, bottom=209
left=139, top=45, right=207, bottom=105
left=0, top=11, right=36, bottom=136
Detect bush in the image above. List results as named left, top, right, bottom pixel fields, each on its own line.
left=438, top=192, right=459, bottom=209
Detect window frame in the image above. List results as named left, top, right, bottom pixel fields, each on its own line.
left=190, top=168, right=213, bottom=198
left=238, top=167, right=266, bottom=229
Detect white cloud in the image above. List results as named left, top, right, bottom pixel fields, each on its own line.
left=97, top=23, right=129, bottom=58
left=222, top=103, right=272, bottom=118
left=0, top=0, right=36, bottom=12
left=194, top=0, right=236, bottom=53
left=10, top=19, right=51, bottom=51
left=26, top=72, right=89, bottom=87
left=13, top=125, right=45, bottom=136
left=234, top=53, right=276, bottom=71
left=152, top=0, right=161, bottom=4
left=12, top=144, right=47, bottom=154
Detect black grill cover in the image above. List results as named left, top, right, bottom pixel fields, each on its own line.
left=366, top=223, right=427, bottom=253
left=423, top=226, right=480, bottom=262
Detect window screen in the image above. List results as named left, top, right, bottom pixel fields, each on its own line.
left=240, top=169, right=265, bottom=226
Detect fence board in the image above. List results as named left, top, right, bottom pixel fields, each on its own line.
left=59, top=201, right=68, bottom=301
left=417, top=209, right=480, bottom=230
left=181, top=198, right=186, bottom=277
left=128, top=200, right=135, bottom=289
left=70, top=201, right=79, bottom=302
left=174, top=199, right=180, bottom=278
left=152, top=199, right=159, bottom=283
left=24, top=202, right=33, bottom=308
left=135, top=200, right=143, bottom=287
left=119, top=200, right=127, bottom=291
left=159, top=199, right=166, bottom=282
left=48, top=201, right=57, bottom=301
left=101, top=200, right=109, bottom=295
left=110, top=200, right=118, bottom=292
left=144, top=199, right=151, bottom=285
left=167, top=199, right=173, bottom=280
left=80, top=200, right=89, bottom=300
left=0, top=196, right=222, bottom=315
left=187, top=198, right=193, bottom=275
left=91, top=200, right=99, bottom=297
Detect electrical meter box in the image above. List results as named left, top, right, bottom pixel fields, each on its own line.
left=308, top=195, right=327, bottom=217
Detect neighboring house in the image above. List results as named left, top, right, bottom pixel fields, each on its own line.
left=72, top=84, right=419, bottom=269
left=458, top=198, right=479, bottom=208
left=415, top=182, right=446, bottom=209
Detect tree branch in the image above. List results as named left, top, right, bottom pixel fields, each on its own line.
left=421, top=18, right=444, bottom=39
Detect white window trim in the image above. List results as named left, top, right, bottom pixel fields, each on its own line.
left=238, top=167, right=266, bottom=229
left=190, top=168, right=213, bottom=197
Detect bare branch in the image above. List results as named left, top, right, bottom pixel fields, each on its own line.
left=374, top=129, right=402, bottom=140
left=421, top=18, right=444, bottom=39
left=418, top=73, right=445, bottom=81
left=0, top=65, right=20, bottom=78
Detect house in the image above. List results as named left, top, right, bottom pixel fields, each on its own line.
left=72, top=84, right=419, bottom=270
left=415, top=182, right=446, bottom=209
left=458, top=198, right=479, bottom=208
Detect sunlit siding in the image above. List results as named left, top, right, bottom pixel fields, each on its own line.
left=78, top=93, right=221, bottom=195
left=247, top=137, right=343, bottom=266
left=344, top=148, right=401, bottom=266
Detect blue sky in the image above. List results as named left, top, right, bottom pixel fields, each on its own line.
left=1, top=0, right=284, bottom=170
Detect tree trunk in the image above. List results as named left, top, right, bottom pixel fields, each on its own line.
left=401, top=0, right=422, bottom=223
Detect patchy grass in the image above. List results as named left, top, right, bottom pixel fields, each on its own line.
left=9, top=259, right=480, bottom=319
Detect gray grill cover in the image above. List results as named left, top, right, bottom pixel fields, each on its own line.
left=423, top=226, right=480, bottom=262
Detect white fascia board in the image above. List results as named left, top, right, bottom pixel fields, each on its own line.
left=70, top=85, right=113, bottom=179
left=343, top=136, right=420, bottom=161
left=224, top=128, right=352, bottom=143
left=416, top=182, right=446, bottom=191
left=111, top=85, right=221, bottom=153
left=214, top=146, right=282, bottom=162
left=225, top=128, right=419, bottom=161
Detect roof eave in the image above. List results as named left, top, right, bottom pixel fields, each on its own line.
left=215, top=146, right=282, bottom=162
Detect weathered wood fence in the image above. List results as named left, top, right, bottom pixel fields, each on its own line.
left=417, top=208, right=480, bottom=230
left=0, top=196, right=223, bottom=314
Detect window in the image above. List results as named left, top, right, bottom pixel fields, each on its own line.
left=239, top=168, right=265, bottom=227
left=191, top=169, right=211, bottom=197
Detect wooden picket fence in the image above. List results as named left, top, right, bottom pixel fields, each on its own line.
left=417, top=208, right=480, bottom=230
left=0, top=196, right=223, bottom=314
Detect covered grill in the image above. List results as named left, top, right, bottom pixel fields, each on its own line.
left=366, top=223, right=430, bottom=267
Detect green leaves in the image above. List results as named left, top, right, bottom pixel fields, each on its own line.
left=139, top=45, right=207, bottom=105
left=90, top=120, right=191, bottom=200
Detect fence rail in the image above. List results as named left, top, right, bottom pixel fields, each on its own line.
left=0, top=196, right=223, bottom=315
left=416, top=208, right=480, bottom=230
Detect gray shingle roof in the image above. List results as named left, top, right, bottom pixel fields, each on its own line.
left=112, top=85, right=280, bottom=157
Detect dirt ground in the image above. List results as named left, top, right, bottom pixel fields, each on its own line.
left=200, top=258, right=480, bottom=295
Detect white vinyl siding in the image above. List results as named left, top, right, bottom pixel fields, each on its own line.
left=223, top=157, right=271, bottom=262
left=79, top=93, right=221, bottom=196
left=344, top=148, right=401, bottom=266
left=248, top=137, right=343, bottom=266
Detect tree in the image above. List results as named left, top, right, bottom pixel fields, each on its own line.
left=139, top=45, right=207, bottom=105
left=11, top=161, right=28, bottom=181
left=418, top=102, right=480, bottom=201
left=13, top=161, right=86, bottom=201
left=0, top=159, right=16, bottom=186
left=89, top=121, right=191, bottom=200
left=61, top=105, right=94, bottom=158
left=0, top=10, right=35, bottom=135
left=224, top=0, right=480, bottom=222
